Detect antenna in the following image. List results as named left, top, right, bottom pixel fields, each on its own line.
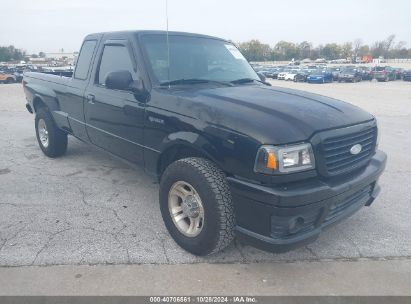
left=165, top=0, right=171, bottom=88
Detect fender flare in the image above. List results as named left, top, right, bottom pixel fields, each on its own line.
left=27, top=83, right=59, bottom=113
left=156, top=131, right=223, bottom=174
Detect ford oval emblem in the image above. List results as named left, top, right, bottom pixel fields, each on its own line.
left=350, top=144, right=362, bottom=155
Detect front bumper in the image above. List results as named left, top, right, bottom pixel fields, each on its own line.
left=228, top=150, right=387, bottom=252
left=374, top=74, right=387, bottom=79
left=307, top=77, right=324, bottom=83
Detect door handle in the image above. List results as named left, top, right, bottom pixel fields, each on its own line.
left=86, top=94, right=95, bottom=104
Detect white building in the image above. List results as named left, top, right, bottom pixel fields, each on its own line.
left=45, top=52, right=78, bottom=60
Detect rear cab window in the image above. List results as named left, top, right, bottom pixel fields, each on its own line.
left=74, top=40, right=97, bottom=80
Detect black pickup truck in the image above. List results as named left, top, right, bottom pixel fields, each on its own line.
left=23, top=31, right=386, bottom=256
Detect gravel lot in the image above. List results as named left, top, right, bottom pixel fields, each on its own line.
left=0, top=80, right=410, bottom=266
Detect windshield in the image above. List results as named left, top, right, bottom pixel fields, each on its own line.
left=140, top=34, right=259, bottom=84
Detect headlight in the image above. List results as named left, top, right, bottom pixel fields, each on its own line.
left=254, top=143, right=315, bottom=174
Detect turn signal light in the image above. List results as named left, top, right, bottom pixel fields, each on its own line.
left=266, top=152, right=277, bottom=169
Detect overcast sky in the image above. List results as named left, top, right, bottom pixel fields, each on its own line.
left=1, top=0, right=410, bottom=54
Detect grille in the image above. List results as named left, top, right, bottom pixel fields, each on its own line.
left=322, top=127, right=377, bottom=175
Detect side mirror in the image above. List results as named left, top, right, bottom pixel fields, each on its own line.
left=257, top=72, right=266, bottom=82
left=130, top=79, right=150, bottom=102
left=105, top=70, right=133, bottom=90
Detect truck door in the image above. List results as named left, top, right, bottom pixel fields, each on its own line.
left=84, top=40, right=145, bottom=165
left=63, top=39, right=98, bottom=142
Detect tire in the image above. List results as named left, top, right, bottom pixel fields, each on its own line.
left=5, top=78, right=14, bottom=84
left=159, top=157, right=235, bottom=256
left=35, top=107, right=68, bottom=157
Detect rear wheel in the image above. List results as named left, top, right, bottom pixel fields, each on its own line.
left=159, top=157, right=235, bottom=255
left=35, top=108, right=68, bottom=157
left=5, top=78, right=14, bottom=84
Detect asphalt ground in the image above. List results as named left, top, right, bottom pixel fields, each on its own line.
left=0, top=80, right=410, bottom=267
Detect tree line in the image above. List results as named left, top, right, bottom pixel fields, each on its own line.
left=0, top=46, right=26, bottom=62
left=0, top=47, right=48, bottom=62
left=1, top=34, right=410, bottom=63
left=237, top=35, right=411, bottom=61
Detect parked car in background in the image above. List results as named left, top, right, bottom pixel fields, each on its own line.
left=329, top=67, right=342, bottom=81
left=403, top=70, right=411, bottom=81
left=284, top=69, right=300, bottom=81
left=5, top=67, right=24, bottom=82
left=393, top=68, right=404, bottom=80
left=294, top=70, right=309, bottom=82
left=338, top=68, right=362, bottom=83
left=357, top=66, right=373, bottom=80
left=314, top=58, right=327, bottom=63
left=264, top=67, right=281, bottom=79
left=258, top=69, right=271, bottom=78
left=270, top=67, right=284, bottom=79
left=0, top=71, right=16, bottom=84
left=14, top=69, right=24, bottom=82
left=307, top=69, right=333, bottom=83
left=277, top=69, right=289, bottom=80
left=372, top=66, right=396, bottom=82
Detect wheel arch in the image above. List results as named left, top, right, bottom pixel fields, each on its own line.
left=33, top=96, right=47, bottom=112
left=156, top=132, right=223, bottom=177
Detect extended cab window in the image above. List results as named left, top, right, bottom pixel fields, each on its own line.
left=74, top=40, right=97, bottom=80
left=98, top=45, right=134, bottom=86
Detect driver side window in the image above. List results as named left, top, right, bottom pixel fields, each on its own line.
left=97, top=45, right=134, bottom=86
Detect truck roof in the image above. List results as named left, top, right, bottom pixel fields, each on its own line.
left=84, top=30, right=228, bottom=42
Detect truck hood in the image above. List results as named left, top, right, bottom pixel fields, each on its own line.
left=180, top=84, right=374, bottom=144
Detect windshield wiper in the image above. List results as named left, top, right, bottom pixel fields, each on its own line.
left=160, top=78, right=233, bottom=87
left=230, top=78, right=267, bottom=85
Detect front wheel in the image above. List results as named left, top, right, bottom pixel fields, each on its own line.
left=159, top=157, right=235, bottom=255
left=35, top=108, right=68, bottom=157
